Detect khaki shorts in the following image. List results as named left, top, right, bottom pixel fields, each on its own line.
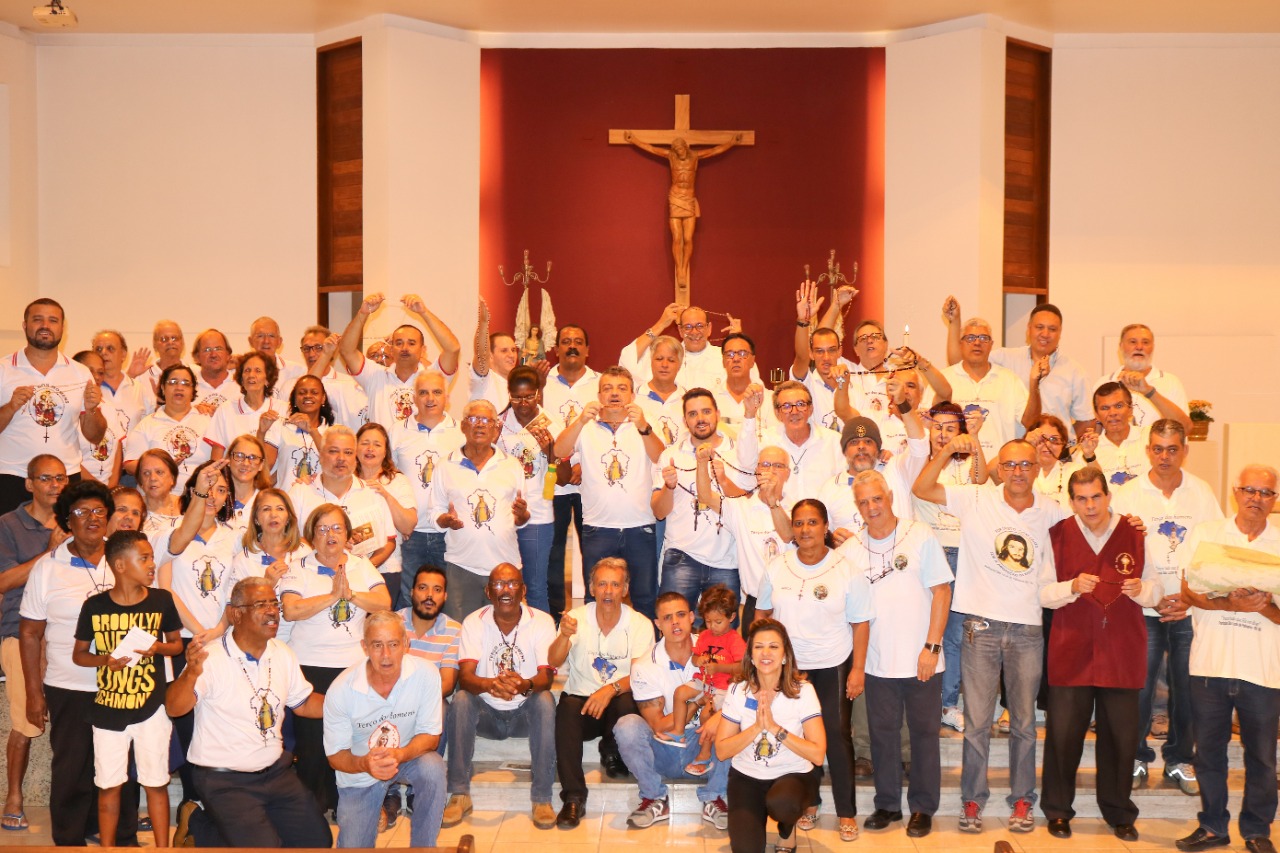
left=2, top=636, right=45, bottom=738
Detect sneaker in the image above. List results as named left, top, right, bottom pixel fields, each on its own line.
left=959, top=801, right=983, bottom=833
left=1008, top=798, right=1034, bottom=832
left=941, top=706, right=966, bottom=733
left=1134, top=760, right=1149, bottom=783
left=627, top=796, right=670, bottom=828
left=702, top=797, right=729, bottom=831
left=1165, top=763, right=1200, bottom=796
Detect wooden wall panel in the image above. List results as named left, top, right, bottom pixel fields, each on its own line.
left=1004, top=40, right=1051, bottom=298
left=317, top=40, right=363, bottom=325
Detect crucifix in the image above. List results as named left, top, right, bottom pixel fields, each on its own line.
left=610, top=95, right=755, bottom=306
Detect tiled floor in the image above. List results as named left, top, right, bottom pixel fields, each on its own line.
left=0, top=803, right=1211, bottom=851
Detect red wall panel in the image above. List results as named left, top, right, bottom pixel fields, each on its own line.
left=480, top=47, right=885, bottom=383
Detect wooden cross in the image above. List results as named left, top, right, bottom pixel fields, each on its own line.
left=610, top=95, right=755, bottom=305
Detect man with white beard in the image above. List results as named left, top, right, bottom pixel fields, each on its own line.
left=1093, top=324, right=1190, bottom=430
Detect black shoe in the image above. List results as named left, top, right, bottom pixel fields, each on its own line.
left=1246, top=838, right=1277, bottom=853
left=1047, top=818, right=1071, bottom=839
left=1114, top=824, right=1139, bottom=842
left=863, top=809, right=902, bottom=830
left=601, top=752, right=630, bottom=779
left=905, top=813, right=932, bottom=837
left=556, top=801, right=584, bottom=829
left=1177, top=828, right=1232, bottom=852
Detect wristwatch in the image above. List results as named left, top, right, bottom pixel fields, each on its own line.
left=611, top=681, right=622, bottom=695
left=923, top=643, right=942, bottom=655
left=775, top=727, right=789, bottom=743
left=637, top=424, right=652, bottom=436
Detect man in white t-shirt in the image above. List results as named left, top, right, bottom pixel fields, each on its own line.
left=91, top=330, right=152, bottom=439
left=164, top=577, right=330, bottom=848
left=0, top=299, right=106, bottom=515
left=820, top=415, right=924, bottom=545
left=1112, top=419, right=1222, bottom=794
left=443, top=564, right=557, bottom=830
left=914, top=436, right=1067, bottom=834
left=936, top=310, right=1033, bottom=455
left=613, top=591, right=730, bottom=832
left=553, top=366, right=665, bottom=619
left=765, top=380, right=844, bottom=505
left=1088, top=382, right=1158, bottom=489
left=340, top=292, right=461, bottom=428
left=1095, top=324, right=1191, bottom=430
left=791, top=282, right=859, bottom=433
left=1176, top=465, right=1280, bottom=853
left=840, top=471, right=952, bottom=838
left=190, top=329, right=238, bottom=414
left=323, top=610, right=447, bottom=849
left=548, top=558, right=655, bottom=827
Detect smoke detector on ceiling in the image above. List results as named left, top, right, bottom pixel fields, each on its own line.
left=32, top=0, right=78, bottom=28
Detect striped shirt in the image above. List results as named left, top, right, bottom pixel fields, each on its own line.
left=397, top=607, right=462, bottom=670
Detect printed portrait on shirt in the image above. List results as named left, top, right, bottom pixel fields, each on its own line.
left=391, top=388, right=415, bottom=423
left=995, top=532, right=1033, bottom=575
left=557, top=400, right=579, bottom=430
left=164, top=425, right=199, bottom=464
left=30, top=385, right=67, bottom=430
left=602, top=448, right=630, bottom=486
left=466, top=489, right=496, bottom=529
left=196, top=555, right=228, bottom=598
left=489, top=638, right=525, bottom=675
left=657, top=416, right=679, bottom=447
left=368, top=721, right=400, bottom=750
left=415, top=449, right=439, bottom=489
left=290, top=446, right=320, bottom=482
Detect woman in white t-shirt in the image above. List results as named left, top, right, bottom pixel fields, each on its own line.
left=280, top=502, right=390, bottom=814
left=355, top=422, right=416, bottom=608
left=717, top=619, right=826, bottom=853
left=124, top=364, right=212, bottom=495
left=755, top=499, right=874, bottom=842
left=266, top=373, right=331, bottom=493
left=1027, top=414, right=1087, bottom=510
left=206, top=351, right=281, bottom=463
left=225, top=434, right=272, bottom=537
left=136, top=449, right=182, bottom=545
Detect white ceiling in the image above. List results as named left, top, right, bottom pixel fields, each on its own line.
left=8, top=0, right=1280, bottom=36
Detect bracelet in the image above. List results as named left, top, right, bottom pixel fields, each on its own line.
left=1082, top=455, right=1096, bottom=464
left=193, top=490, right=209, bottom=499
left=795, top=319, right=809, bottom=328
left=611, top=681, right=622, bottom=695
left=896, top=400, right=912, bottom=415
left=645, top=329, right=657, bottom=340
left=1142, top=387, right=1156, bottom=399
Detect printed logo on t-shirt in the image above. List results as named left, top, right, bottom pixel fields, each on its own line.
left=90, top=610, right=163, bottom=710
left=203, top=393, right=228, bottom=410
left=962, top=403, right=990, bottom=433
left=602, top=448, right=630, bottom=486
left=592, top=653, right=619, bottom=682
left=30, top=385, right=68, bottom=439
left=290, top=446, right=319, bottom=482
left=415, top=450, right=438, bottom=489
left=90, top=424, right=115, bottom=464
left=1110, top=470, right=1137, bottom=486
left=490, top=639, right=525, bottom=675
left=113, top=407, right=132, bottom=435
left=514, top=443, right=538, bottom=480
left=251, top=686, right=282, bottom=741
left=558, top=401, right=579, bottom=429
left=391, top=389, right=414, bottom=422
left=994, top=531, right=1034, bottom=575
left=195, top=555, right=228, bottom=598
left=467, top=489, right=496, bottom=529
left=752, top=730, right=779, bottom=763
left=368, top=721, right=401, bottom=750
left=330, top=597, right=355, bottom=630
left=1157, top=519, right=1189, bottom=558
left=819, top=410, right=841, bottom=432
left=163, top=425, right=199, bottom=464
left=657, top=417, right=679, bottom=447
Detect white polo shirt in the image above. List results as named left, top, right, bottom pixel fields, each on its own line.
left=768, top=426, right=845, bottom=506
left=819, top=439, right=926, bottom=536
left=467, top=365, right=510, bottom=412
left=845, top=362, right=891, bottom=418
left=635, top=384, right=687, bottom=452
left=574, top=420, right=655, bottom=529
left=188, top=632, right=313, bottom=772
left=837, top=520, right=953, bottom=678
left=937, top=362, right=1029, bottom=454
left=1033, top=459, right=1083, bottom=512
left=757, top=549, right=875, bottom=670
left=429, top=447, right=524, bottom=575
left=323, top=655, right=443, bottom=788
left=1112, top=471, right=1223, bottom=615
left=619, top=342, right=761, bottom=393
left=101, top=373, right=153, bottom=436
left=791, top=359, right=857, bottom=434
left=715, top=390, right=779, bottom=442
left=630, top=638, right=700, bottom=716
left=718, top=495, right=789, bottom=598
left=280, top=553, right=386, bottom=668
left=459, top=603, right=556, bottom=711
left=0, top=351, right=94, bottom=477
left=1095, top=425, right=1151, bottom=489
left=389, top=413, right=464, bottom=534
left=541, top=366, right=599, bottom=498
left=656, top=435, right=755, bottom=569
left=124, top=407, right=213, bottom=496
left=77, top=407, right=125, bottom=485
left=265, top=420, right=324, bottom=494
left=195, top=372, right=238, bottom=412
left=990, top=346, right=1092, bottom=430
left=204, top=396, right=276, bottom=452
left=559, top=602, right=655, bottom=697
left=229, top=545, right=298, bottom=644
left=1096, top=367, right=1188, bottom=429
left=19, top=541, right=113, bottom=691
left=496, top=409, right=554, bottom=526
left=166, top=523, right=242, bottom=637
left=271, top=356, right=307, bottom=404
left=1182, top=518, right=1280, bottom=689
left=944, top=483, right=1066, bottom=625
left=722, top=680, right=822, bottom=779
left=318, top=369, right=370, bottom=431
left=288, top=478, right=396, bottom=563
left=353, top=361, right=448, bottom=431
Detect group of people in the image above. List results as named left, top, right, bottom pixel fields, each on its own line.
left=0, top=288, right=1275, bottom=853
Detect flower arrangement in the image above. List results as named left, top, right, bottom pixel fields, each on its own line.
left=1188, top=400, right=1214, bottom=423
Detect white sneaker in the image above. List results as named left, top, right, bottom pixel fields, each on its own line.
left=1133, top=760, right=1149, bottom=782
left=1164, top=762, right=1199, bottom=795
left=941, top=706, right=966, bottom=732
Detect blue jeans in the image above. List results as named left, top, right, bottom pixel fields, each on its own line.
left=1138, top=615, right=1195, bottom=764
left=613, top=713, right=728, bottom=803
left=446, top=689, right=556, bottom=802
left=941, top=547, right=964, bottom=709
left=549, top=494, right=583, bottom=618
left=516, top=522, right=555, bottom=614
left=400, top=531, right=446, bottom=606
left=336, top=751, right=447, bottom=848
left=581, top=524, right=658, bottom=620
left=1191, top=676, right=1280, bottom=840
left=658, top=548, right=741, bottom=626
left=958, top=615, right=1043, bottom=809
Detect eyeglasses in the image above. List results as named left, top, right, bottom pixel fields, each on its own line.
left=681, top=323, right=707, bottom=334
left=464, top=415, right=493, bottom=426
left=1038, top=436, right=1064, bottom=445
left=34, top=474, right=69, bottom=484
left=156, top=335, right=182, bottom=344
left=961, top=334, right=994, bottom=344
left=489, top=579, right=522, bottom=590
left=775, top=400, right=812, bottom=413
left=234, top=599, right=280, bottom=613
left=999, top=461, right=1036, bottom=471
left=230, top=451, right=263, bottom=464
left=854, top=333, right=885, bottom=345
left=93, top=345, right=119, bottom=354
left=509, top=393, right=538, bottom=404
left=165, top=378, right=193, bottom=387
left=70, top=506, right=109, bottom=518
left=315, top=523, right=347, bottom=535
left=1235, top=486, right=1278, bottom=500
left=200, top=346, right=226, bottom=354
left=756, top=462, right=789, bottom=471
left=300, top=344, right=326, bottom=354
left=723, top=350, right=752, bottom=361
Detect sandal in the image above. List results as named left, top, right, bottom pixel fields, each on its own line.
left=684, top=759, right=712, bottom=777
left=839, top=819, right=859, bottom=842
left=796, top=809, right=818, bottom=831
left=1, top=812, right=28, bottom=831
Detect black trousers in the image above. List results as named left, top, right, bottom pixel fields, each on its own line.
left=296, top=665, right=344, bottom=812
left=549, top=493, right=583, bottom=619
left=865, top=671, right=942, bottom=815
left=740, top=594, right=757, bottom=640
left=555, top=691, right=638, bottom=804
left=1042, top=684, right=1140, bottom=825
left=807, top=657, right=857, bottom=818
left=190, top=751, right=331, bottom=847
left=46, top=685, right=98, bottom=846
left=727, top=767, right=819, bottom=853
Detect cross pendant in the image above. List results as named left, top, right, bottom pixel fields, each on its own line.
left=1101, top=615, right=1108, bottom=628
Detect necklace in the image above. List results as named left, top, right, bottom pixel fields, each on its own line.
left=788, top=443, right=810, bottom=475
left=69, top=542, right=111, bottom=595
left=223, top=633, right=277, bottom=742
left=863, top=522, right=905, bottom=584
left=783, top=551, right=839, bottom=600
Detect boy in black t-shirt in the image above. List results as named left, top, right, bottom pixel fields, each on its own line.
left=73, top=530, right=183, bottom=847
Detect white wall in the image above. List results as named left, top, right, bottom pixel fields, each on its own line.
left=0, top=27, right=38, bottom=356
left=35, top=35, right=316, bottom=357
left=1051, top=37, right=1280, bottom=425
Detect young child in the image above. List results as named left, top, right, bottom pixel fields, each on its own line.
left=73, top=529, right=183, bottom=847
left=659, top=584, right=747, bottom=775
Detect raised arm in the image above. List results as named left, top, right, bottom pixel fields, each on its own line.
left=942, top=296, right=963, bottom=366
left=1119, top=371, right=1192, bottom=431
left=402, top=294, right=461, bottom=376
left=622, top=131, right=667, bottom=158
left=339, top=293, right=385, bottom=376
left=630, top=303, right=682, bottom=361
left=694, top=444, right=725, bottom=514
left=792, top=281, right=820, bottom=381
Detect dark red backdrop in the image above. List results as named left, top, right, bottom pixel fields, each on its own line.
left=479, top=47, right=885, bottom=381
